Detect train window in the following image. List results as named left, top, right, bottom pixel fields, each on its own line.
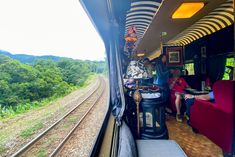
left=184, top=63, right=195, bottom=75
left=223, top=58, right=234, bottom=80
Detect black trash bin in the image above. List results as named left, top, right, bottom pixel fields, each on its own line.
left=139, top=91, right=168, bottom=139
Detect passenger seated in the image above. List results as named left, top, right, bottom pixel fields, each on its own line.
left=184, top=66, right=234, bottom=122
left=168, top=69, right=190, bottom=122
left=184, top=92, right=214, bottom=123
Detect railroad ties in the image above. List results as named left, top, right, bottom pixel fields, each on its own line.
left=11, top=77, right=107, bottom=157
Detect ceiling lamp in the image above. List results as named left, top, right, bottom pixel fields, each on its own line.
left=172, top=2, right=204, bottom=19
left=137, top=53, right=145, bottom=57
left=136, top=50, right=146, bottom=57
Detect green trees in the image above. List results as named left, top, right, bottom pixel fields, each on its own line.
left=57, top=59, right=107, bottom=86
left=0, top=55, right=107, bottom=117
left=33, top=60, right=71, bottom=99
left=0, top=58, right=38, bottom=107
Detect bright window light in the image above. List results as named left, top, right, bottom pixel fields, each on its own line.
left=172, top=2, right=204, bottom=19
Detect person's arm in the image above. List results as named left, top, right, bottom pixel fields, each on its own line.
left=184, top=93, right=212, bottom=101
left=194, top=94, right=211, bottom=101
left=155, top=64, right=164, bottom=77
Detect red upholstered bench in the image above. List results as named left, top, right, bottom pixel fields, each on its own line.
left=190, top=80, right=235, bottom=155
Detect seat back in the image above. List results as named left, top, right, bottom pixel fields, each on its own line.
left=213, top=80, right=235, bottom=113
left=118, top=121, right=138, bottom=157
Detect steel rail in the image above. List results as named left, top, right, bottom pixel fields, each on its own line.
left=11, top=77, right=103, bottom=157
left=49, top=78, right=106, bottom=157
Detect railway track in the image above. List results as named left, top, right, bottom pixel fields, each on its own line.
left=50, top=79, right=107, bottom=157
left=11, top=77, right=106, bottom=157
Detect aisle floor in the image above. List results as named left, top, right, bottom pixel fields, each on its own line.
left=166, top=116, right=223, bottom=157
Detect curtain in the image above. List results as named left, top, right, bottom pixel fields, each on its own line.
left=109, top=23, right=126, bottom=125
left=193, top=54, right=201, bottom=76
left=208, top=55, right=226, bottom=84
left=118, top=121, right=138, bottom=157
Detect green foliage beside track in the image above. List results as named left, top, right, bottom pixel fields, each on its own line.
left=20, top=122, right=44, bottom=138
left=0, top=55, right=107, bottom=118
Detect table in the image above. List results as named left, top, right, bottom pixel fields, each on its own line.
left=184, top=88, right=210, bottom=95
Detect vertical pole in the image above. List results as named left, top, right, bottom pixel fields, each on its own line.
left=136, top=101, right=140, bottom=137
left=133, top=84, right=142, bottom=138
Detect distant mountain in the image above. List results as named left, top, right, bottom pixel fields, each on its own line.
left=0, top=50, right=11, bottom=56
left=0, top=50, right=64, bottom=63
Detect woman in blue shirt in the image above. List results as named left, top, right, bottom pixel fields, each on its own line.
left=154, top=54, right=170, bottom=105
left=155, top=54, right=169, bottom=88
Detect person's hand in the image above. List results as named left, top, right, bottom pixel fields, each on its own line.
left=184, top=94, right=194, bottom=100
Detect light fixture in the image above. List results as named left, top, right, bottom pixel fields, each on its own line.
left=137, top=53, right=145, bottom=57
left=125, top=26, right=138, bottom=41
left=172, top=2, right=204, bottom=19
left=125, top=26, right=138, bottom=53
left=136, top=50, right=146, bottom=57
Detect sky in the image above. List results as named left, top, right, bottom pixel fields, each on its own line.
left=0, top=0, right=105, bottom=60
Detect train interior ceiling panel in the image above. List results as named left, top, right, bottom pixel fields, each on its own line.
left=80, top=0, right=234, bottom=157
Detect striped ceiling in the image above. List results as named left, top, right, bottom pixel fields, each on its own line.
left=167, top=0, right=234, bottom=46
left=124, top=0, right=163, bottom=45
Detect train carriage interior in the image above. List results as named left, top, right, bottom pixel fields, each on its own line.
left=80, top=0, right=234, bottom=157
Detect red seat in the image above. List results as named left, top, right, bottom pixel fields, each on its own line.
left=190, top=80, right=235, bottom=154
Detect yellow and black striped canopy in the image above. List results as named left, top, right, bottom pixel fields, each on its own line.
left=167, top=0, right=234, bottom=46
left=124, top=0, right=163, bottom=49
